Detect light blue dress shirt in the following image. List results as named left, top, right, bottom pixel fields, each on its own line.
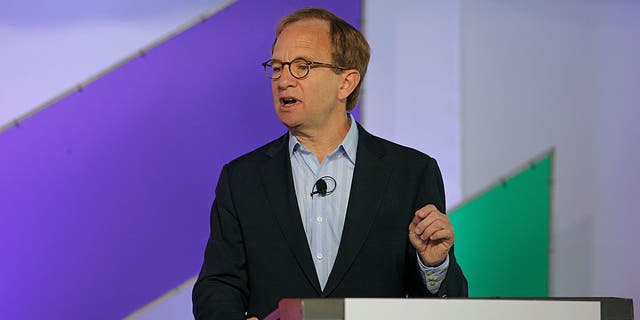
left=289, top=114, right=447, bottom=293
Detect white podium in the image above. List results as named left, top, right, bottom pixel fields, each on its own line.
left=264, top=297, right=633, bottom=320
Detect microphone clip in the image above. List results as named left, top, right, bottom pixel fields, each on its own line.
left=310, top=176, right=336, bottom=198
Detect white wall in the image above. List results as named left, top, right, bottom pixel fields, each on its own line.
left=460, top=0, right=639, bottom=316
left=363, top=0, right=462, bottom=207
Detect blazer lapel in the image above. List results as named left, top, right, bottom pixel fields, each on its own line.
left=322, top=125, right=392, bottom=296
left=259, top=134, right=322, bottom=294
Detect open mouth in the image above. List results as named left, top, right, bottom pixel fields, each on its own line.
left=280, top=97, right=298, bottom=106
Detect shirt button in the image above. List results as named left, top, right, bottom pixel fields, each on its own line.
left=428, top=276, right=436, bottom=281
left=429, top=281, right=436, bottom=286
left=316, top=216, right=323, bottom=223
left=317, top=253, right=324, bottom=260
left=427, top=271, right=433, bottom=276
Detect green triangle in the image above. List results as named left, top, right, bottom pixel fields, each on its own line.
left=450, top=151, right=552, bottom=297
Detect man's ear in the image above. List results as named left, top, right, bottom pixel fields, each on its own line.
left=337, top=70, right=361, bottom=100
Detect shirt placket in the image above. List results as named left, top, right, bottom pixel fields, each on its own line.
left=312, top=156, right=329, bottom=289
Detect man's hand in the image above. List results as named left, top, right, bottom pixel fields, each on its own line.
left=408, top=204, right=454, bottom=266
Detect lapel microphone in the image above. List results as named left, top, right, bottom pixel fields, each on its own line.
left=310, top=176, right=337, bottom=197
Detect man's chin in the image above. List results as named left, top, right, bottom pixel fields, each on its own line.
left=280, top=121, right=302, bottom=132
left=277, top=114, right=302, bottom=130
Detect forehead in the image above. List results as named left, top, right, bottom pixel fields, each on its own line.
left=272, top=19, right=332, bottom=60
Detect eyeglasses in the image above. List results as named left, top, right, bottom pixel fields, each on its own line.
left=261, top=58, right=347, bottom=79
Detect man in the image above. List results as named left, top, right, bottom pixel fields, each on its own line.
left=193, top=7, right=468, bottom=320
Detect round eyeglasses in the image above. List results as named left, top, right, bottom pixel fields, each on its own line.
left=261, top=58, right=348, bottom=79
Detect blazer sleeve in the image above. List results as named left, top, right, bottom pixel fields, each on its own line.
left=410, top=157, right=468, bottom=298
left=192, top=164, right=249, bottom=320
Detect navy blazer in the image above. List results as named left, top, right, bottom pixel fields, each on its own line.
left=193, top=123, right=468, bottom=319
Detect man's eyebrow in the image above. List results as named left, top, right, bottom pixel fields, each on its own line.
left=270, top=56, right=314, bottom=62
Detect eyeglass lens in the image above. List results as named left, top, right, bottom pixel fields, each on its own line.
left=265, top=59, right=310, bottom=79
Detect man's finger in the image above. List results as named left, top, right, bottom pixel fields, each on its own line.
left=423, top=220, right=447, bottom=238
left=429, top=228, right=454, bottom=242
left=423, top=218, right=451, bottom=237
left=415, top=204, right=438, bottom=219
left=410, top=215, right=421, bottom=227
left=413, top=212, right=446, bottom=235
left=418, top=219, right=448, bottom=240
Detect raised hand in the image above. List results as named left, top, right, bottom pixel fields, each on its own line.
left=408, top=204, right=454, bottom=266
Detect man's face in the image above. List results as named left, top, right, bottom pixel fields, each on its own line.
left=271, top=19, right=344, bottom=132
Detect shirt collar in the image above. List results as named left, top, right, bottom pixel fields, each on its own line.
left=288, top=114, right=359, bottom=163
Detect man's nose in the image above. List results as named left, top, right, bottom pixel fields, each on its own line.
left=276, top=66, right=297, bottom=88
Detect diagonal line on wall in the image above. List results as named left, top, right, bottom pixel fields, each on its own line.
left=124, top=275, right=198, bottom=319
left=0, top=0, right=238, bottom=134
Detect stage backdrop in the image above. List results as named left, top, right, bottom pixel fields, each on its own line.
left=0, top=0, right=361, bottom=318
